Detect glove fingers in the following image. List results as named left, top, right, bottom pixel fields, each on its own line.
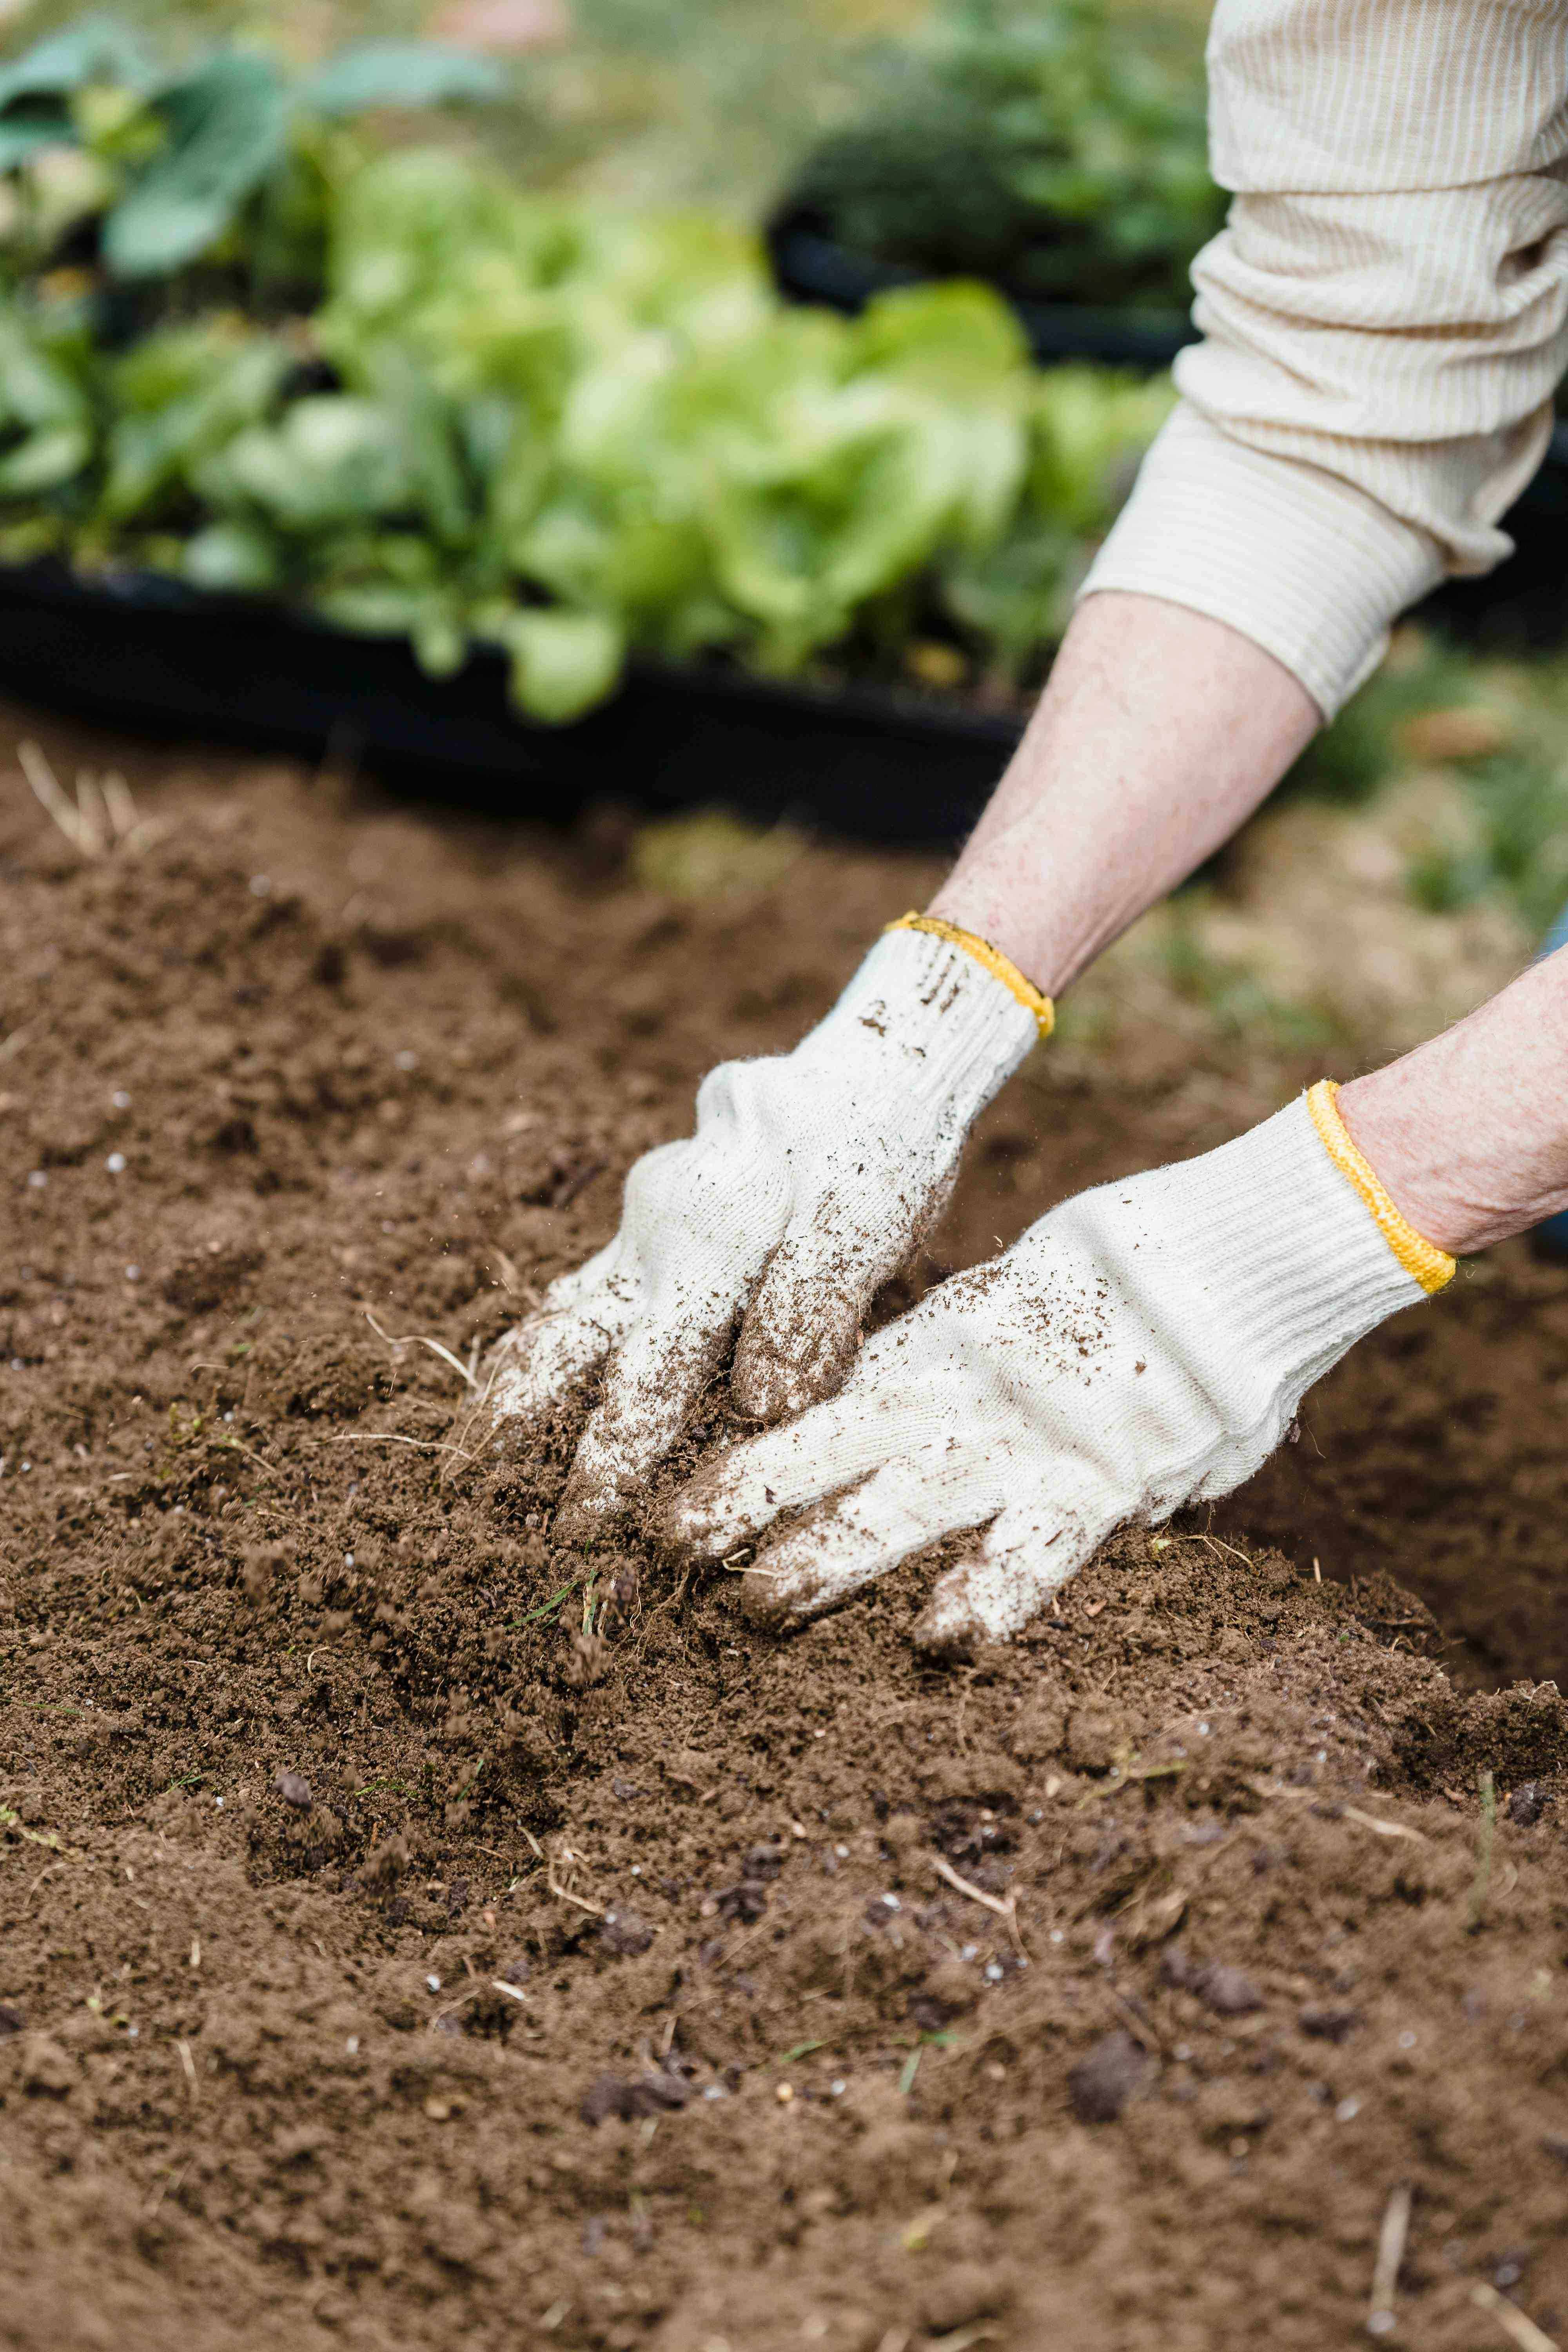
left=468, top=1248, right=638, bottom=1457
left=730, top=1168, right=946, bottom=1423
left=662, top=1390, right=888, bottom=1562
left=738, top=1461, right=976, bottom=1628
left=914, top=1492, right=1117, bottom=1655
left=481, top=1276, right=634, bottom=1430
left=553, top=1274, right=746, bottom=1539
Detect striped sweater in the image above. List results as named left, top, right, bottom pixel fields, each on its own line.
left=1082, top=0, right=1568, bottom=716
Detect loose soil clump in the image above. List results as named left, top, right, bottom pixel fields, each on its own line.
left=3, top=717, right=1568, bottom=2351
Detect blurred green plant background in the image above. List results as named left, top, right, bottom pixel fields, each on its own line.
left=2, top=0, right=1214, bottom=221
left=0, top=0, right=1563, bottom=987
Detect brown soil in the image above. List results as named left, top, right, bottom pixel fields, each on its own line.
left=3, top=711, right=1568, bottom=2352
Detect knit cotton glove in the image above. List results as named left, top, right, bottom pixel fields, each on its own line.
left=665, top=1083, right=1455, bottom=1651
left=475, top=917, right=1051, bottom=1535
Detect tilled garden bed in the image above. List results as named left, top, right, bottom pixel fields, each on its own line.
left=3, top=714, right=1567, bottom=2352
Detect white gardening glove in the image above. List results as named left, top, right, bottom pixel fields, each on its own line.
left=664, top=1082, right=1455, bottom=1652
left=474, top=918, right=1051, bottom=1537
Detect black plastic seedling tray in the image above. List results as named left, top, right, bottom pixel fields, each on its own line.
left=0, top=561, right=1025, bottom=845
left=1421, top=421, right=1568, bottom=648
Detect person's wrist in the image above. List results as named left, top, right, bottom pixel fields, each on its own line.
left=1337, top=1070, right=1480, bottom=1256
left=924, top=884, right=1076, bottom=1002
left=817, top=924, right=1043, bottom=1110
left=1069, top=1091, right=1450, bottom=1419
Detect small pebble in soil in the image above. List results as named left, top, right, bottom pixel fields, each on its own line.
left=1195, top=1964, right=1263, bottom=2017
left=1335, top=2097, right=1360, bottom=2122
left=1507, top=1782, right=1552, bottom=1827
left=1068, top=2031, right=1149, bottom=2124
left=599, top=1908, right=654, bottom=1957
left=1299, top=2007, right=1359, bottom=2043
left=274, top=1770, right=312, bottom=1810
left=105, top=1153, right=125, bottom=1174
left=1161, top=1947, right=1263, bottom=2016
left=580, top=2068, right=689, bottom=2126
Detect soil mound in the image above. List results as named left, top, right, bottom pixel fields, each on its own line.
left=3, top=720, right=1567, bottom=2350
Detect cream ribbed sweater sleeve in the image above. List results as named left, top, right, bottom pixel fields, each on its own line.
left=1080, top=0, right=1568, bottom=718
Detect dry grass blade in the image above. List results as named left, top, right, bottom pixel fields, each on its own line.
left=1471, top=2283, right=1560, bottom=2352
left=20, top=739, right=100, bottom=853
left=75, top=767, right=109, bottom=848
left=364, top=1308, right=479, bottom=1391
left=546, top=1840, right=604, bottom=1918
left=428, top=1987, right=481, bottom=2030
left=1367, top=2181, right=1411, bottom=2335
left=0, top=1018, right=35, bottom=1065
left=323, top=1432, right=475, bottom=1458
left=930, top=1853, right=1030, bottom=1959
left=1341, top=1806, right=1427, bottom=1844
left=100, top=770, right=139, bottom=839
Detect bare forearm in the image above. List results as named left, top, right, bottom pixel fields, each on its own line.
left=930, top=592, right=1320, bottom=998
left=1340, top=952, right=1568, bottom=1255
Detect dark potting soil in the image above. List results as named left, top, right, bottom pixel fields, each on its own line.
left=3, top=713, right=1568, bottom=2352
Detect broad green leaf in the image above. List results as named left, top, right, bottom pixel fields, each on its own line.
left=102, top=53, right=289, bottom=278
left=311, top=581, right=432, bottom=636
left=1027, top=365, right=1174, bottom=533
left=104, top=324, right=287, bottom=521
left=22, top=144, right=115, bottom=250
left=182, top=518, right=278, bottom=592
left=0, top=304, right=94, bottom=496
left=940, top=521, right=1081, bottom=677
left=493, top=605, right=624, bottom=723
left=298, top=42, right=507, bottom=118
left=853, top=280, right=1030, bottom=387
left=0, top=19, right=151, bottom=118
left=195, top=395, right=418, bottom=532
left=0, top=418, right=90, bottom=492
left=0, top=115, right=74, bottom=172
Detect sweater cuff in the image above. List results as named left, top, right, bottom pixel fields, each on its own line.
left=1078, top=403, right=1445, bottom=720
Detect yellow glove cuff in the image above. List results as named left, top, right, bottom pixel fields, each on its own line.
left=885, top=912, right=1054, bottom=1040
left=1306, top=1079, right=1455, bottom=1295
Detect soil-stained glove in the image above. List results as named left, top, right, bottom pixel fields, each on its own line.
left=476, top=916, right=1052, bottom=1535
left=666, top=1082, right=1454, bottom=1651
